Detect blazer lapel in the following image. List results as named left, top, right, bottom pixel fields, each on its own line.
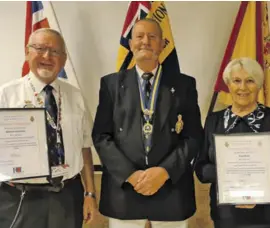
left=151, top=69, right=174, bottom=147
left=119, top=68, right=144, bottom=153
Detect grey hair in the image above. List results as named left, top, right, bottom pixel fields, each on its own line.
left=27, top=28, right=66, bottom=53
left=131, top=18, right=163, bottom=39
left=223, top=57, right=264, bottom=88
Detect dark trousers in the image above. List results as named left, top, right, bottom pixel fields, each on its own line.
left=213, top=204, right=270, bottom=228
left=214, top=220, right=270, bottom=228
left=0, top=176, right=84, bottom=228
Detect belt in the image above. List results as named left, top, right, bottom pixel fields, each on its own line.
left=4, top=174, right=81, bottom=193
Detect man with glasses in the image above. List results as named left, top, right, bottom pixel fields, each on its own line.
left=0, top=28, right=98, bottom=228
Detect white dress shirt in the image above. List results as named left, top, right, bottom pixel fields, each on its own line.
left=135, top=65, right=158, bottom=87
left=0, top=72, right=93, bottom=183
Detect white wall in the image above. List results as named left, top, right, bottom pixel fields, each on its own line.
left=0, top=1, right=240, bottom=164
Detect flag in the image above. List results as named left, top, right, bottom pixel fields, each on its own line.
left=22, top=1, right=79, bottom=89
left=209, top=1, right=270, bottom=113
left=116, top=1, right=180, bottom=74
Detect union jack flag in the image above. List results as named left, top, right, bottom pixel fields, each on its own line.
left=118, top=2, right=151, bottom=70
left=22, top=1, right=79, bottom=88
left=22, top=1, right=49, bottom=77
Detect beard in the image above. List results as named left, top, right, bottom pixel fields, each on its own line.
left=37, top=68, right=54, bottom=79
left=134, top=49, right=159, bottom=61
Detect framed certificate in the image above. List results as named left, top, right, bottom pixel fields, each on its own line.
left=214, top=133, right=270, bottom=205
left=0, top=108, right=50, bottom=181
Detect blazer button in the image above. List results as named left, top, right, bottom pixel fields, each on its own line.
left=171, top=128, right=175, bottom=132
left=119, top=128, right=123, bottom=132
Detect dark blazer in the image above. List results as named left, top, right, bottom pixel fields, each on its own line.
left=92, top=65, right=203, bottom=221
left=195, top=107, right=270, bottom=227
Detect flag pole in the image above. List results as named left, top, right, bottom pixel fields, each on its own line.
left=49, top=1, right=94, bottom=110
left=47, top=3, right=96, bottom=159
left=207, top=92, right=218, bottom=116
left=49, top=2, right=80, bottom=89
left=207, top=2, right=248, bottom=116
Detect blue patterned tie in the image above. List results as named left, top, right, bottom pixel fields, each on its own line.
left=44, top=85, right=65, bottom=166
left=142, top=72, right=153, bottom=105
left=142, top=73, right=154, bottom=153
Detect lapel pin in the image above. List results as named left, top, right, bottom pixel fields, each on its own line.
left=175, top=114, right=184, bottom=134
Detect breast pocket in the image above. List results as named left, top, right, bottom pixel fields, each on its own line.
left=63, top=113, right=83, bottom=148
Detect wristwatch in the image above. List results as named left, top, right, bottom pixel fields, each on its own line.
left=84, top=191, right=96, bottom=198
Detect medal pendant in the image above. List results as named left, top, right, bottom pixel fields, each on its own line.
left=143, top=122, right=153, bottom=137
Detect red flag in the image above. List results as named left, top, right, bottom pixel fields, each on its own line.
left=209, top=2, right=268, bottom=113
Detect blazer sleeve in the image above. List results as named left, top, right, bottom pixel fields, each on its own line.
left=92, top=77, right=136, bottom=187
left=195, top=113, right=217, bottom=183
left=159, top=78, right=203, bottom=184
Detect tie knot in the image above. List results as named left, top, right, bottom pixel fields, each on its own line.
left=43, top=85, right=54, bottom=93
left=142, top=72, right=154, bottom=81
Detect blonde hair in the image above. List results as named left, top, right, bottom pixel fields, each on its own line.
left=223, top=57, right=264, bottom=88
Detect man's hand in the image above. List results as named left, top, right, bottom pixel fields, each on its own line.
left=127, top=170, right=144, bottom=187
left=83, top=196, right=99, bottom=224
left=134, top=167, right=169, bottom=196
left=235, top=204, right=256, bottom=209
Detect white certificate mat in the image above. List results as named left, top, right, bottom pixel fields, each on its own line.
left=0, top=108, right=50, bottom=181
left=214, top=133, right=270, bottom=205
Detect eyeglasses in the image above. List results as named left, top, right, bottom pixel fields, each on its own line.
left=28, top=44, right=66, bottom=57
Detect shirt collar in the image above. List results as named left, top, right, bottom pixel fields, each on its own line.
left=135, top=65, right=159, bottom=79
left=224, top=103, right=265, bottom=133
left=28, top=71, right=59, bottom=93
